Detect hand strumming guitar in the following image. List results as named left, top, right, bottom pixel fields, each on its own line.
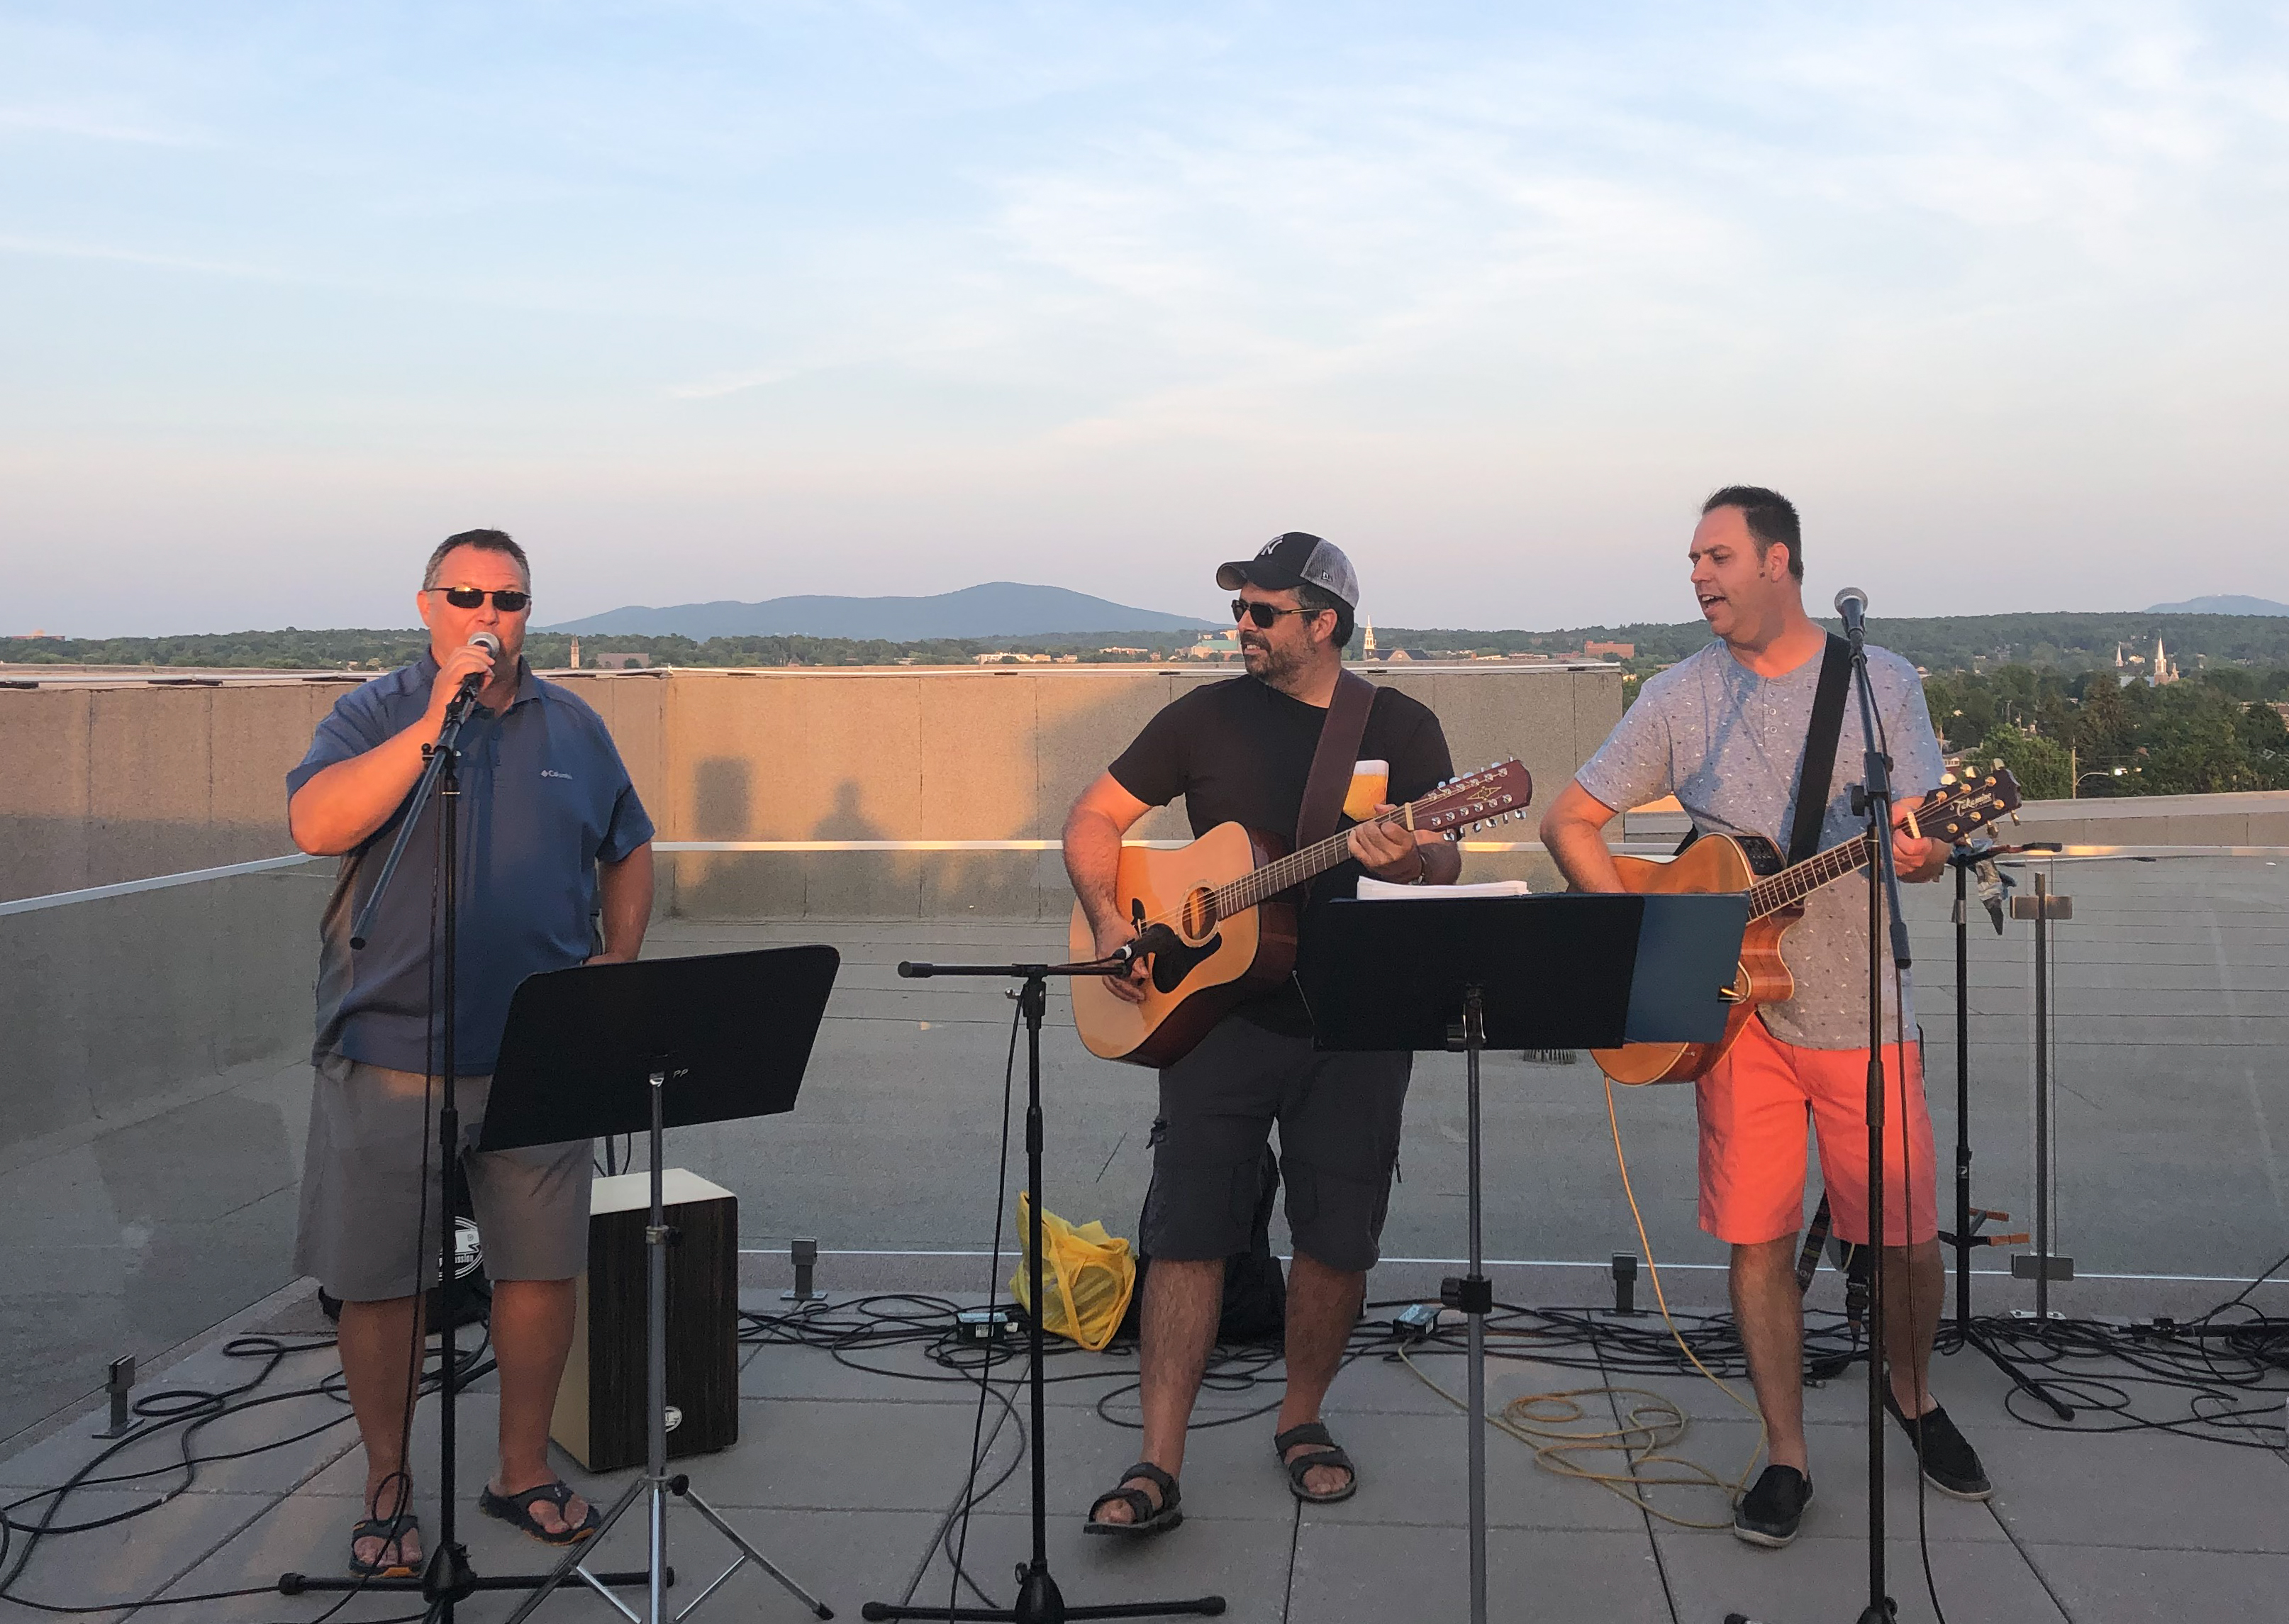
left=1093, top=920, right=1152, bottom=1005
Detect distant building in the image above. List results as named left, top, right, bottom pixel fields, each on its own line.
left=568, top=636, right=581, bottom=669
left=2151, top=637, right=2178, bottom=685
left=594, top=651, right=652, bottom=669
left=1584, top=640, right=1634, bottom=659
left=1361, top=618, right=1378, bottom=659
left=1185, top=629, right=1241, bottom=660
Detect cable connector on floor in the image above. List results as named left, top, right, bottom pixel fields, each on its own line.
left=954, top=1306, right=1018, bottom=1347
left=1391, top=1303, right=1442, bottom=1343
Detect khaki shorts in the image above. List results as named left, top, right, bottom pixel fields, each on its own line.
left=294, top=1052, right=594, bottom=1303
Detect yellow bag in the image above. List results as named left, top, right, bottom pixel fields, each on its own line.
left=1008, top=1194, right=1137, bottom=1353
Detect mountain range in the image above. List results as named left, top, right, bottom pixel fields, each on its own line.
left=2146, top=594, right=2289, bottom=615
left=542, top=582, right=1216, bottom=640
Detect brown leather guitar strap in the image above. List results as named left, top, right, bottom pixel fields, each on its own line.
left=1296, top=669, right=1378, bottom=855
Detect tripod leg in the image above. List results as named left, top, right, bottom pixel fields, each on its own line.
left=497, top=1476, right=651, bottom=1624
left=674, top=1484, right=835, bottom=1620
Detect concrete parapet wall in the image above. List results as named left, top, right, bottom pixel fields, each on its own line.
left=658, top=663, right=1617, bottom=917
left=2007, top=789, right=2289, bottom=847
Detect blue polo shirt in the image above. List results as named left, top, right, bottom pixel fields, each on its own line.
left=288, top=654, right=656, bottom=1075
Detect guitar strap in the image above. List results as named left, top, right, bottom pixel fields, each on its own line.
left=1673, top=633, right=1854, bottom=860
left=1296, top=669, right=1378, bottom=855
left=1792, top=632, right=1855, bottom=1296
left=1786, top=633, right=1856, bottom=864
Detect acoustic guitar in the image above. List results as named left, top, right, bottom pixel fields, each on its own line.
left=1070, top=760, right=1533, bottom=1066
left=1592, top=764, right=2022, bottom=1085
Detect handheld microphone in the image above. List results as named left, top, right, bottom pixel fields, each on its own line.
left=461, top=630, right=503, bottom=691
left=1832, top=586, right=1868, bottom=635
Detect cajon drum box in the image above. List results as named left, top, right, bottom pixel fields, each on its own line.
left=551, top=1168, right=739, bottom=1472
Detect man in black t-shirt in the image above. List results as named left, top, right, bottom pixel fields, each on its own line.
left=1064, top=533, right=1458, bottom=1535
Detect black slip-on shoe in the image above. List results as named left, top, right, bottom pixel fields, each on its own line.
left=1732, top=1464, right=1813, bottom=1547
left=1888, top=1396, right=1994, bottom=1501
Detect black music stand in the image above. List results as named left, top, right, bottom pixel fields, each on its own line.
left=1299, top=892, right=1747, bottom=1624
left=480, top=945, right=842, bottom=1624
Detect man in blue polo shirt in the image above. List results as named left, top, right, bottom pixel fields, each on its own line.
left=286, top=528, right=655, bottom=1579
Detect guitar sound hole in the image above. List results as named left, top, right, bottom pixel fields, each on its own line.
left=1182, top=889, right=1216, bottom=940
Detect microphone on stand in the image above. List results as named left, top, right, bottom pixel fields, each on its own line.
left=1833, top=586, right=1869, bottom=638
left=1110, top=923, right=1182, bottom=965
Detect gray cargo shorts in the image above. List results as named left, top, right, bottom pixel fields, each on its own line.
left=294, top=1051, right=594, bottom=1303
left=1141, top=1013, right=1410, bottom=1274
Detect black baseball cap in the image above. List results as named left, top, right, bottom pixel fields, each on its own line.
left=1215, top=532, right=1359, bottom=607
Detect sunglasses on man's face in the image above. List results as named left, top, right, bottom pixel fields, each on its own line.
left=1232, top=598, right=1323, bottom=630
left=430, top=586, right=531, bottom=612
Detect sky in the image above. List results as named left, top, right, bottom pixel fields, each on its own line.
left=4, top=2, right=2286, bottom=636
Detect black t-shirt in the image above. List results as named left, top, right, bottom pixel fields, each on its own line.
left=1108, top=675, right=1455, bottom=1033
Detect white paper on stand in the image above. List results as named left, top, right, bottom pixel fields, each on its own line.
left=1354, top=877, right=1532, bottom=901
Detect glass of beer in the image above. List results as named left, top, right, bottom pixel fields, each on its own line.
left=1344, top=759, right=1391, bottom=821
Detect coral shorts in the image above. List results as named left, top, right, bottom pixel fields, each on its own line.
left=1695, top=1016, right=1938, bottom=1248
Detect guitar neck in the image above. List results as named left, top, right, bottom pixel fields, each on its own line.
left=1746, top=829, right=1879, bottom=920
left=1213, top=820, right=1402, bottom=917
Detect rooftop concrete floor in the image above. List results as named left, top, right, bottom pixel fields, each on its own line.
left=0, top=1273, right=2283, bottom=1624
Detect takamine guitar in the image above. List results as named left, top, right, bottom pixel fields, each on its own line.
left=1592, top=764, right=2022, bottom=1086
left=1070, top=760, right=1533, bottom=1066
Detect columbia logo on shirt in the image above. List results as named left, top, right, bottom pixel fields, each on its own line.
left=540, top=769, right=573, bottom=780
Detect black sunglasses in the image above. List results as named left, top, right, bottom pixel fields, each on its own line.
left=430, top=586, right=531, bottom=612
left=1231, top=598, right=1325, bottom=629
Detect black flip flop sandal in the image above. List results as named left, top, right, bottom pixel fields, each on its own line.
left=1085, top=1461, right=1184, bottom=1537
left=478, top=1480, right=601, bottom=1547
left=348, top=1513, right=421, bottom=1578
left=1274, top=1421, right=1357, bottom=1504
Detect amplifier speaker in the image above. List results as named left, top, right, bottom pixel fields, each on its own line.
left=551, top=1167, right=739, bottom=1473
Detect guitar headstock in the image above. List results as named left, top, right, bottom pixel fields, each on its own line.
left=1917, top=764, right=2022, bottom=843
left=1409, top=759, right=1534, bottom=837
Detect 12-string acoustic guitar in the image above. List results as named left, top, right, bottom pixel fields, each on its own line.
left=1592, top=764, right=2022, bottom=1086
left=1071, top=760, right=1533, bottom=1066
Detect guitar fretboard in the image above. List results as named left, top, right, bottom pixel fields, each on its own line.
left=1209, top=824, right=1381, bottom=918
left=1746, top=830, right=1879, bottom=919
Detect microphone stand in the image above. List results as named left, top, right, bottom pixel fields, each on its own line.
left=861, top=957, right=1224, bottom=1624
left=1839, top=603, right=1906, bottom=1624
left=284, top=668, right=652, bottom=1618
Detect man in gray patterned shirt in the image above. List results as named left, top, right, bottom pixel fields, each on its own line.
left=1541, top=486, right=1992, bottom=1548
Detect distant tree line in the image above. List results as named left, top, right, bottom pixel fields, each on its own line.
left=1923, top=665, right=2289, bottom=799
left=0, top=627, right=1200, bottom=670
left=1379, top=611, right=2289, bottom=677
